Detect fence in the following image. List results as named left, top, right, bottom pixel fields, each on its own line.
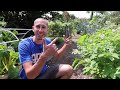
left=0, top=27, right=71, bottom=45
left=0, top=28, right=32, bottom=44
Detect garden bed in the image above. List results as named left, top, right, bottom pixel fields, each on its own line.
left=47, top=34, right=92, bottom=79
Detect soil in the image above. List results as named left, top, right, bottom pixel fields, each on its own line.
left=47, top=34, right=93, bottom=79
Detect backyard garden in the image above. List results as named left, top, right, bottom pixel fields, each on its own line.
left=0, top=11, right=120, bottom=79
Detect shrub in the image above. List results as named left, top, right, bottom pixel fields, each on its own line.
left=73, top=27, right=120, bottom=79
left=48, top=37, right=64, bottom=46
left=0, top=45, right=19, bottom=78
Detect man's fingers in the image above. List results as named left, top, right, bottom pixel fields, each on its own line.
left=43, top=38, right=47, bottom=52
left=63, top=35, right=72, bottom=40
left=63, top=35, right=66, bottom=40
left=49, top=37, right=58, bottom=45
left=68, top=35, right=72, bottom=39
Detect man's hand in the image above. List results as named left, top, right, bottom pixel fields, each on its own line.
left=63, top=35, right=72, bottom=46
left=42, top=38, right=58, bottom=57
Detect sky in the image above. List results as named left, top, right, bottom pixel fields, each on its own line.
left=46, top=11, right=91, bottom=19
left=67, top=11, right=91, bottom=19
left=59, top=11, right=91, bottom=19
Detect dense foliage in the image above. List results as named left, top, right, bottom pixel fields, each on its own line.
left=0, top=11, right=61, bottom=28
left=0, top=44, right=19, bottom=78
left=73, top=25, right=120, bottom=79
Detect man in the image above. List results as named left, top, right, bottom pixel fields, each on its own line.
left=18, top=18, right=73, bottom=79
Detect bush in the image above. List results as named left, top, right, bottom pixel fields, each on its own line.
left=48, top=37, right=64, bottom=46
left=55, top=37, right=64, bottom=45
left=0, top=44, right=19, bottom=78
left=73, top=27, right=120, bottom=79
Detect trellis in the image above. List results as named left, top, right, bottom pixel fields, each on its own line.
left=0, top=28, right=32, bottom=45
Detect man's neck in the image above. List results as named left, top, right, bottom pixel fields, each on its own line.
left=32, top=36, right=43, bottom=45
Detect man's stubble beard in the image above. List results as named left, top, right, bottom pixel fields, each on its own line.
left=36, top=34, right=45, bottom=40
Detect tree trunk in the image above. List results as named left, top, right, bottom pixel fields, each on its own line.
left=90, top=11, right=94, bottom=20
left=65, top=25, right=70, bottom=38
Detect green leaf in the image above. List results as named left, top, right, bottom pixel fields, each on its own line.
left=8, top=65, right=19, bottom=79
left=98, top=54, right=105, bottom=57
left=79, top=60, right=85, bottom=65
left=72, top=58, right=79, bottom=68
left=112, top=53, right=119, bottom=59
left=74, top=60, right=85, bottom=70
left=90, top=54, right=97, bottom=59
left=78, top=34, right=88, bottom=45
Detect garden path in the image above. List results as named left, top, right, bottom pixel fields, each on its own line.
left=47, top=34, right=92, bottom=79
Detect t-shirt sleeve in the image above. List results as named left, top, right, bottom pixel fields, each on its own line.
left=18, top=41, right=32, bottom=64
left=45, top=38, right=52, bottom=45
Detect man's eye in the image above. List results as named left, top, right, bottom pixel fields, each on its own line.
left=36, top=25, right=46, bottom=29
left=42, top=26, right=46, bottom=29
left=36, top=25, right=40, bottom=29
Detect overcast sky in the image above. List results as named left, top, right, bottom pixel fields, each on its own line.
left=67, top=11, right=91, bottom=19
left=59, top=11, right=91, bottom=19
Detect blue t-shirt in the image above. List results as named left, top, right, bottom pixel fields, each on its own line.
left=18, top=37, right=51, bottom=79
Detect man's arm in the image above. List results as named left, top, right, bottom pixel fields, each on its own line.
left=55, top=35, right=72, bottom=59
left=56, top=44, right=69, bottom=58
left=23, top=38, right=58, bottom=79
left=23, top=53, right=48, bottom=79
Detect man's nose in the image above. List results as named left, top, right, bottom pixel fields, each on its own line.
left=38, top=27, right=44, bottom=32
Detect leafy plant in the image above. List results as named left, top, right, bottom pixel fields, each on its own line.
left=1, top=30, right=18, bottom=42
left=0, top=45, right=19, bottom=78
left=73, top=27, right=120, bottom=79
left=48, top=19, right=79, bottom=37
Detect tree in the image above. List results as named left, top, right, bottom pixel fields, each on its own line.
left=0, top=11, right=61, bottom=28
left=63, top=11, right=70, bottom=22
left=87, top=11, right=106, bottom=20
left=109, top=11, right=120, bottom=25
left=62, top=11, right=71, bottom=37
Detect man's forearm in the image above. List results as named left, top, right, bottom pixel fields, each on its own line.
left=55, top=44, right=68, bottom=58
left=26, top=53, right=48, bottom=79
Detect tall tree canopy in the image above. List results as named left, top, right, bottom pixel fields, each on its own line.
left=0, top=11, right=61, bottom=28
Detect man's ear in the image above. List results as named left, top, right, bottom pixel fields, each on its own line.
left=32, top=26, right=34, bottom=32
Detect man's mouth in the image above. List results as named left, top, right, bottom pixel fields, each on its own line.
left=38, top=34, right=44, bottom=37
left=37, top=34, right=45, bottom=40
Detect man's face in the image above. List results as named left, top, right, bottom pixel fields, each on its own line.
left=32, top=20, right=48, bottom=40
